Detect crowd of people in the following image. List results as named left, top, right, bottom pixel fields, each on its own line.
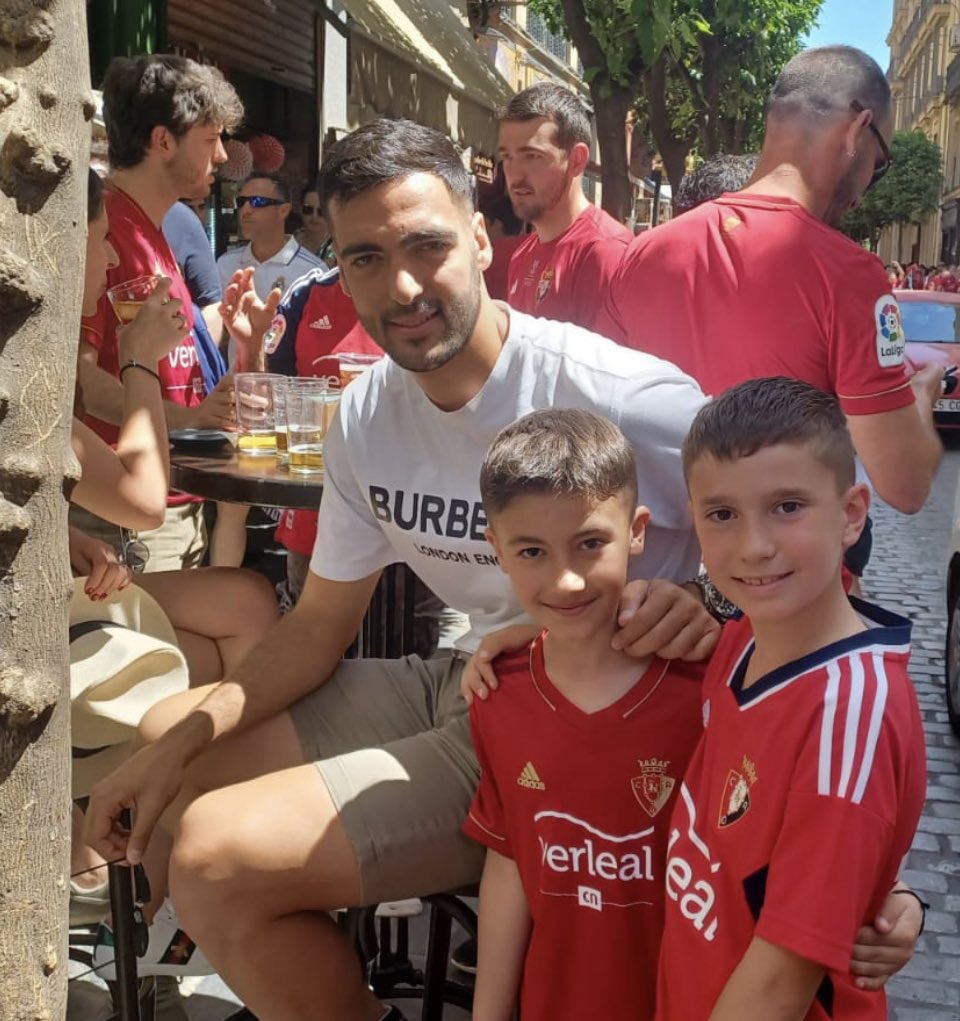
left=886, top=259, right=960, bottom=292
left=60, top=37, right=943, bottom=1021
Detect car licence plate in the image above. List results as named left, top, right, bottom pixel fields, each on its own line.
left=935, top=398, right=960, bottom=412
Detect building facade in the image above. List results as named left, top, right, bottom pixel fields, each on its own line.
left=882, top=0, right=959, bottom=265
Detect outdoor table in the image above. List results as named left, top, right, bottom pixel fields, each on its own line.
left=169, top=445, right=416, bottom=658
left=170, top=446, right=323, bottom=511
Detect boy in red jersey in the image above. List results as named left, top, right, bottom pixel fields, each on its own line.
left=656, top=377, right=926, bottom=1021
left=464, top=409, right=705, bottom=1021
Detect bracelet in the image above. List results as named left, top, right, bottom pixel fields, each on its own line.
left=119, top=360, right=162, bottom=386
left=891, top=888, right=930, bottom=936
left=687, top=572, right=741, bottom=623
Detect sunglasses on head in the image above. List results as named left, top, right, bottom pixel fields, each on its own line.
left=850, top=100, right=892, bottom=189
left=236, top=195, right=286, bottom=210
left=302, top=204, right=322, bottom=215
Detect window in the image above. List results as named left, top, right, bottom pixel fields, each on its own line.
left=526, top=9, right=568, bottom=63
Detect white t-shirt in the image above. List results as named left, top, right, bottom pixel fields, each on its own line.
left=216, top=236, right=323, bottom=300
left=311, top=309, right=706, bottom=653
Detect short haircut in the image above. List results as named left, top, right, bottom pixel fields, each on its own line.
left=480, top=409, right=637, bottom=517
left=88, top=167, right=104, bottom=223
left=102, top=54, right=243, bottom=169
left=241, top=171, right=291, bottom=203
left=317, top=119, right=474, bottom=219
left=682, top=377, right=856, bottom=491
left=300, top=180, right=320, bottom=205
left=674, top=154, right=759, bottom=215
left=767, top=46, right=891, bottom=125
left=499, top=82, right=591, bottom=150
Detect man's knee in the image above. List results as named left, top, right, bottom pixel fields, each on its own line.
left=169, top=792, right=247, bottom=932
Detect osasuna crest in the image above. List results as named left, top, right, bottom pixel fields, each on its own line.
left=631, top=758, right=675, bottom=817
left=536, top=268, right=554, bottom=304
left=718, top=770, right=750, bottom=827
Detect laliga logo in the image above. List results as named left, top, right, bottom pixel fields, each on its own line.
left=875, top=296, right=905, bottom=368
left=878, top=302, right=901, bottom=345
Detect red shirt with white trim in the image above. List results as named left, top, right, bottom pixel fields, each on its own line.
left=655, top=602, right=926, bottom=1021
left=464, top=635, right=704, bottom=1021
left=81, top=185, right=205, bottom=506
left=599, top=194, right=915, bottom=417
left=507, top=205, right=631, bottom=333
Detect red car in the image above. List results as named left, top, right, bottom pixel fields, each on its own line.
left=895, top=289, right=960, bottom=428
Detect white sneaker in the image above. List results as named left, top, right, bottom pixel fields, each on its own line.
left=92, top=898, right=213, bottom=978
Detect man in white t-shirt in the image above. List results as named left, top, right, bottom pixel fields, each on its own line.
left=216, top=171, right=324, bottom=300
left=86, top=119, right=719, bottom=1021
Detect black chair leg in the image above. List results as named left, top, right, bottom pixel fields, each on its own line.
left=108, top=863, right=141, bottom=1021
left=421, top=900, right=454, bottom=1021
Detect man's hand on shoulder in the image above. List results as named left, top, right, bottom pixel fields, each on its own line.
left=460, top=624, right=540, bottom=705
left=612, top=578, right=720, bottom=661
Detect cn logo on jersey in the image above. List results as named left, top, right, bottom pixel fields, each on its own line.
left=578, top=885, right=603, bottom=912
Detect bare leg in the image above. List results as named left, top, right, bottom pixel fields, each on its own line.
left=136, top=688, right=304, bottom=918
left=135, top=568, right=278, bottom=686
left=170, top=767, right=384, bottom=1021
left=208, top=502, right=250, bottom=568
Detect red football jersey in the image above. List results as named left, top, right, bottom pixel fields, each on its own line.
left=464, top=636, right=705, bottom=1021
left=266, top=266, right=359, bottom=379
left=272, top=315, right=382, bottom=556
left=655, top=603, right=926, bottom=1021
left=507, top=205, right=631, bottom=333
left=600, top=194, right=915, bottom=417
left=81, top=184, right=205, bottom=445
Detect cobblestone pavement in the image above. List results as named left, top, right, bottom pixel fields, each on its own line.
left=866, top=439, right=960, bottom=1021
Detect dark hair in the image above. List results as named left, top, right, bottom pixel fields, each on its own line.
left=88, top=167, right=104, bottom=223
left=674, top=154, right=759, bottom=215
left=102, top=54, right=243, bottom=169
left=300, top=180, right=320, bottom=205
left=318, top=119, right=474, bottom=219
left=480, top=192, right=523, bottom=236
left=682, top=377, right=856, bottom=490
left=241, top=171, right=291, bottom=203
left=768, top=46, right=891, bottom=125
left=480, top=409, right=637, bottom=517
left=499, top=82, right=591, bottom=150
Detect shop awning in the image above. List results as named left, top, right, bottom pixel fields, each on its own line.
left=339, top=0, right=513, bottom=146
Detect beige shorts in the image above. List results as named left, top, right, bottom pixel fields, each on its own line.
left=70, top=501, right=207, bottom=573
left=288, top=653, right=484, bottom=905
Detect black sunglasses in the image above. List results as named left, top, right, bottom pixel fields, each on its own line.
left=850, top=100, right=892, bottom=189
left=119, top=528, right=149, bottom=573
left=302, top=204, right=322, bottom=215
left=236, top=195, right=286, bottom=210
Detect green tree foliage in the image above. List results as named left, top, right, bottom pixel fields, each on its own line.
left=527, top=0, right=822, bottom=213
left=841, top=131, right=943, bottom=250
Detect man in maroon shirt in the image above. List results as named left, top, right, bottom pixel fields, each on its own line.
left=75, top=55, right=243, bottom=571
left=499, top=83, right=631, bottom=332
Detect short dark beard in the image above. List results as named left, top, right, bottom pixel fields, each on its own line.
left=366, top=263, right=484, bottom=374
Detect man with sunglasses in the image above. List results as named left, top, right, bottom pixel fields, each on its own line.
left=217, top=172, right=325, bottom=307
left=599, top=44, right=943, bottom=520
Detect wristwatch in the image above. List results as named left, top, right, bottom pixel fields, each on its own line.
left=687, top=572, right=740, bottom=623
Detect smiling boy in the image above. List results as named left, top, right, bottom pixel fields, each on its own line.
left=656, top=377, right=927, bottom=1021
left=465, top=409, right=705, bottom=1021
